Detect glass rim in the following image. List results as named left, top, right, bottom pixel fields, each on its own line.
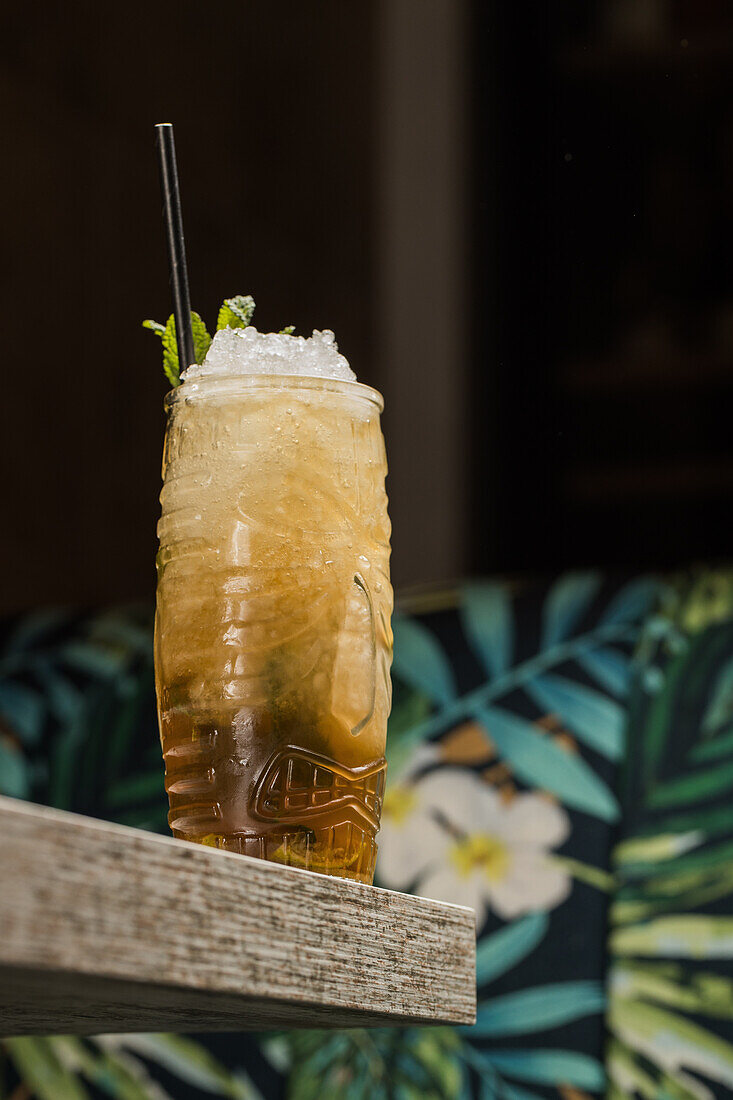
left=165, top=374, right=384, bottom=413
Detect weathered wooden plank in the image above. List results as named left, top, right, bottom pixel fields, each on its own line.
left=0, top=796, right=476, bottom=1034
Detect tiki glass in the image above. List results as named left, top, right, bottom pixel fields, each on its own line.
left=155, top=375, right=393, bottom=883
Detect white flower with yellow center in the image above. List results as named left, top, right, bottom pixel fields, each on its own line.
left=377, top=768, right=571, bottom=930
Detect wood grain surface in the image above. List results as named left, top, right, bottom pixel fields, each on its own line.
left=0, top=796, right=476, bottom=1035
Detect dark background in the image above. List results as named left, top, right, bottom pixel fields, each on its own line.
left=0, top=1, right=375, bottom=613
left=479, top=1, right=733, bottom=575
left=2, top=0, right=732, bottom=614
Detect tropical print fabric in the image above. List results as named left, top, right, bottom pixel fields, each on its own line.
left=607, top=573, right=733, bottom=1099
left=1, top=570, right=732, bottom=1098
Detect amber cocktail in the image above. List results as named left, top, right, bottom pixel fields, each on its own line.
left=155, top=329, right=392, bottom=883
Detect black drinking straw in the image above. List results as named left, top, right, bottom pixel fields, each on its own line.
left=154, top=122, right=195, bottom=373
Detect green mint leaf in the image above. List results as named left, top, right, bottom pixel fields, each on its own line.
left=191, top=311, right=212, bottom=364
left=161, top=315, right=180, bottom=387
left=148, top=312, right=212, bottom=388
left=143, top=316, right=178, bottom=386
left=217, top=294, right=256, bottom=331
left=279, top=325, right=295, bottom=335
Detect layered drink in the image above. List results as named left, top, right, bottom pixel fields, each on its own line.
left=155, top=326, right=393, bottom=883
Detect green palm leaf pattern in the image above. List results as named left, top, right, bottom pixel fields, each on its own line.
left=608, top=568, right=733, bottom=1098
left=0, top=606, right=168, bottom=830
left=99, top=1035, right=263, bottom=1098
left=0, top=572, right=676, bottom=1099
left=282, top=1028, right=466, bottom=1100
left=0, top=609, right=254, bottom=1100
left=2, top=1038, right=91, bottom=1100
left=2, top=1033, right=265, bottom=1100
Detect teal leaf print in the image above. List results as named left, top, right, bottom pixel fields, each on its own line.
left=392, top=615, right=455, bottom=705
left=0, top=738, right=30, bottom=798
left=542, top=571, right=602, bottom=647
left=0, top=583, right=660, bottom=1100
left=475, top=912, right=549, bottom=987
left=477, top=704, right=620, bottom=821
left=578, top=645, right=634, bottom=697
left=5, top=608, right=70, bottom=655
left=486, top=1049, right=605, bottom=1090
left=32, top=662, right=84, bottom=724
left=284, top=1028, right=464, bottom=1100
left=527, top=673, right=626, bottom=761
left=463, top=1045, right=542, bottom=1099
left=500, top=1086, right=546, bottom=1100
left=471, top=981, right=605, bottom=1037
left=460, top=582, right=513, bottom=678
left=59, top=641, right=127, bottom=679
left=0, top=681, right=44, bottom=744
left=600, top=575, right=661, bottom=627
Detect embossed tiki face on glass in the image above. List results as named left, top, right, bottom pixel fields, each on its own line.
left=155, top=329, right=393, bottom=883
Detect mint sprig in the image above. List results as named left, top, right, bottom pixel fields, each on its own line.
left=217, top=294, right=255, bottom=331
left=143, top=312, right=212, bottom=387
left=144, top=294, right=295, bottom=386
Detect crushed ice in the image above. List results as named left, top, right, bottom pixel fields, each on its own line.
left=182, top=327, right=356, bottom=383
